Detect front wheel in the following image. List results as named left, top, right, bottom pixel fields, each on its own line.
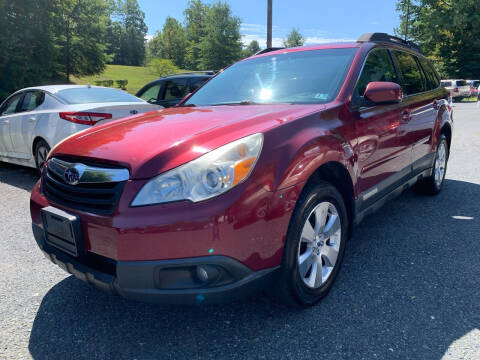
left=275, top=181, right=348, bottom=307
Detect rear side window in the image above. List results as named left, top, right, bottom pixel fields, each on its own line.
left=20, top=91, right=45, bottom=112
left=418, top=58, right=439, bottom=90
left=0, top=93, right=23, bottom=116
left=392, top=50, right=425, bottom=95
left=456, top=80, right=467, bottom=86
left=441, top=81, right=452, bottom=87
left=356, top=48, right=398, bottom=96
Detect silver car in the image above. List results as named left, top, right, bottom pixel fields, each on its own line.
left=441, top=79, right=471, bottom=101
left=0, top=85, right=162, bottom=170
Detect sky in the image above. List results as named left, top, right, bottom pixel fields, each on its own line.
left=138, top=0, right=400, bottom=48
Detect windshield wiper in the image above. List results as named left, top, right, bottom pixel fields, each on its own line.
left=177, top=103, right=196, bottom=107
left=210, top=100, right=263, bottom=106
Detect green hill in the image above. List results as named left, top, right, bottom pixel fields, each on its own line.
left=71, top=64, right=160, bottom=95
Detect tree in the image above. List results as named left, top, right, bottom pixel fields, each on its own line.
left=283, top=28, right=305, bottom=48
left=198, top=2, right=243, bottom=70
left=395, top=0, right=480, bottom=79
left=243, top=40, right=261, bottom=57
left=0, top=0, right=56, bottom=99
left=184, top=0, right=209, bottom=70
left=152, top=17, right=187, bottom=68
left=149, top=58, right=179, bottom=77
left=52, top=0, right=109, bottom=82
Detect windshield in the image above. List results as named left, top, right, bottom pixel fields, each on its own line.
left=185, top=48, right=357, bottom=106
left=441, top=81, right=452, bottom=87
left=57, top=87, right=144, bottom=104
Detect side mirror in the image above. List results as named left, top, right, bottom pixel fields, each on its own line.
left=364, top=81, right=403, bottom=104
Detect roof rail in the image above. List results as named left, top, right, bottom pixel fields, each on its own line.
left=358, top=33, right=422, bottom=54
left=162, top=70, right=218, bottom=78
left=254, top=47, right=285, bottom=55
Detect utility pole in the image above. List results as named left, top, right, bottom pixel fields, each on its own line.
left=267, top=0, right=272, bottom=48
left=404, top=0, right=410, bottom=41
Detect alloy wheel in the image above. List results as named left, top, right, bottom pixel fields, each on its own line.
left=297, top=201, right=342, bottom=289
left=434, top=141, right=447, bottom=187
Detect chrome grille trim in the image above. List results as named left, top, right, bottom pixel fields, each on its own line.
left=49, top=158, right=130, bottom=184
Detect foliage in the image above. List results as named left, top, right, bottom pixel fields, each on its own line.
left=198, top=2, right=243, bottom=70
left=395, top=0, right=480, bottom=79
left=183, top=0, right=210, bottom=70
left=243, top=40, right=261, bottom=57
left=149, top=59, right=180, bottom=77
left=283, top=28, right=305, bottom=48
left=115, top=79, right=128, bottom=89
left=149, top=17, right=187, bottom=68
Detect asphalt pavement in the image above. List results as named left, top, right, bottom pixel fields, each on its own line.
left=0, top=102, right=479, bottom=359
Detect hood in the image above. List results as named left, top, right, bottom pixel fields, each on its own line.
left=50, top=104, right=323, bottom=179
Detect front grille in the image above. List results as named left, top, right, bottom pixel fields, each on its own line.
left=42, top=158, right=127, bottom=215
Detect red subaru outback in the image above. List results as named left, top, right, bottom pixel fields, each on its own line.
left=30, top=33, right=452, bottom=306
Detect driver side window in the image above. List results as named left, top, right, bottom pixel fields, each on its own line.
left=356, top=49, right=398, bottom=96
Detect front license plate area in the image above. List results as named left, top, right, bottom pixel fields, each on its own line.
left=41, top=206, right=82, bottom=257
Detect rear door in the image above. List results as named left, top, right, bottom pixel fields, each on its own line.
left=0, top=92, right=24, bottom=157
left=353, top=48, right=409, bottom=206
left=391, top=50, right=439, bottom=172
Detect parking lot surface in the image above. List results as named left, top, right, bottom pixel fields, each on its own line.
left=0, top=102, right=479, bottom=359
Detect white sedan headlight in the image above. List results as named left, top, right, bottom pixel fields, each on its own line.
left=131, top=133, right=263, bottom=206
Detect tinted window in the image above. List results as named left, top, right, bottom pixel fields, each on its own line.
left=473, top=81, right=480, bottom=88
left=392, top=50, right=425, bottom=95
left=20, top=91, right=45, bottom=112
left=56, top=87, right=143, bottom=104
left=456, top=80, right=467, bottom=86
left=188, top=77, right=209, bottom=93
left=138, top=83, right=162, bottom=103
left=186, top=48, right=357, bottom=106
left=356, top=48, right=398, bottom=95
left=164, top=79, right=188, bottom=100
left=0, top=93, right=23, bottom=116
left=441, top=81, right=452, bottom=87
left=419, top=58, right=439, bottom=90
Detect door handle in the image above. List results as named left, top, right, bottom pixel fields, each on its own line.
left=401, top=110, right=411, bottom=122
left=28, top=117, right=36, bottom=123
left=0, top=120, right=9, bottom=125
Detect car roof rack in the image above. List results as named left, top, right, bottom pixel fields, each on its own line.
left=162, top=70, right=218, bottom=78
left=358, top=33, right=422, bottom=54
left=254, top=47, right=285, bottom=55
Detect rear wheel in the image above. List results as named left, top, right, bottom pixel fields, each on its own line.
left=275, top=181, right=348, bottom=307
left=418, top=134, right=449, bottom=195
left=34, top=139, right=50, bottom=171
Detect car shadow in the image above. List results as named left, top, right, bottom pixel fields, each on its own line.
left=0, top=161, right=39, bottom=192
left=28, top=179, right=480, bottom=359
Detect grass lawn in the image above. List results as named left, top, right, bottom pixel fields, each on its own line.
left=71, top=64, right=160, bottom=95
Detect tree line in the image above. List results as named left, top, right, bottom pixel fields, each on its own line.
left=396, top=0, right=480, bottom=79
left=0, top=0, right=147, bottom=100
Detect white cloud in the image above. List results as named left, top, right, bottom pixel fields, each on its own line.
left=145, top=34, right=154, bottom=41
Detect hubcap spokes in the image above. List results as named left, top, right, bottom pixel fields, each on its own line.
left=434, top=142, right=446, bottom=187
left=37, top=146, right=48, bottom=169
left=298, top=201, right=341, bottom=289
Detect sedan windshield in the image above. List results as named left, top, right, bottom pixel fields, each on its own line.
left=186, top=48, right=357, bottom=106
left=56, top=87, right=143, bottom=104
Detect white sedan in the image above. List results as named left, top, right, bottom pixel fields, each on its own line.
left=0, top=85, right=162, bottom=170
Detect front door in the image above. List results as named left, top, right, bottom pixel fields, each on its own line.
left=0, top=92, right=24, bottom=157
left=353, top=48, right=411, bottom=209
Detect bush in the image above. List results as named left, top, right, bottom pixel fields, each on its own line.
left=116, top=79, right=128, bottom=89
left=149, top=58, right=179, bottom=77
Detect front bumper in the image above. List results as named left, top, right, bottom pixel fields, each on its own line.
left=33, top=224, right=278, bottom=304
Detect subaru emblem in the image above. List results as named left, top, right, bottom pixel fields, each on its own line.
left=64, top=167, right=80, bottom=185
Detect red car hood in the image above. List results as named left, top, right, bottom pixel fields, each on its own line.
left=51, top=104, right=324, bottom=179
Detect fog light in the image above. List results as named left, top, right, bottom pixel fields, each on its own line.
left=196, top=266, right=209, bottom=282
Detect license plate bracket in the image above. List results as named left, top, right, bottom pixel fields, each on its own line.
left=41, top=206, right=82, bottom=257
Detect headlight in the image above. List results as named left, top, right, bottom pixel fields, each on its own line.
left=131, top=133, right=263, bottom=206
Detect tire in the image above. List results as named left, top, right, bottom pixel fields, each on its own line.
left=418, top=134, right=449, bottom=195
left=34, top=139, right=50, bottom=172
left=275, top=181, right=348, bottom=307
